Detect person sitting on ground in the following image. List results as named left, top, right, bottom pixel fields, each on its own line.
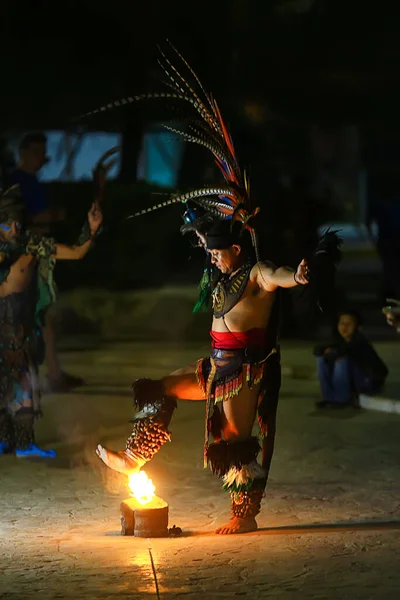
left=314, top=310, right=388, bottom=408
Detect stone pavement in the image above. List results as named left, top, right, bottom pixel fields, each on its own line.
left=1, top=339, right=400, bottom=600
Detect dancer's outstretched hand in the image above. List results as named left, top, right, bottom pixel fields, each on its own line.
left=383, top=299, right=400, bottom=332
left=88, top=202, right=103, bottom=234
left=295, top=258, right=309, bottom=285
left=92, top=146, right=120, bottom=204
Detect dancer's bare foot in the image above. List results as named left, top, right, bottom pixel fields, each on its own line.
left=96, top=444, right=142, bottom=474
left=216, top=516, right=258, bottom=535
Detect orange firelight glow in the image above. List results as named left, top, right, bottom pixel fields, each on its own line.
left=128, top=471, right=155, bottom=505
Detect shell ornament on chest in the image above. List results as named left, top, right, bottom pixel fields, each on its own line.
left=212, top=264, right=253, bottom=318
left=212, top=282, right=226, bottom=315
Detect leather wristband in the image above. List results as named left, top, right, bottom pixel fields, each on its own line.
left=294, top=271, right=306, bottom=285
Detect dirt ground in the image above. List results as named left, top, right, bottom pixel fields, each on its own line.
left=1, top=339, right=400, bottom=600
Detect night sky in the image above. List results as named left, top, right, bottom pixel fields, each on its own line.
left=1, top=0, right=400, bottom=132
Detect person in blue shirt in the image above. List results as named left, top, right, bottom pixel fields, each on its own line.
left=10, top=133, right=65, bottom=230
left=9, top=133, right=83, bottom=392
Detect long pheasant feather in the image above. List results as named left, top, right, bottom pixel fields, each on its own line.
left=211, top=99, right=236, bottom=160
left=166, top=39, right=216, bottom=113
left=77, top=92, right=206, bottom=122
left=157, top=46, right=220, bottom=134
left=78, top=43, right=260, bottom=257
left=162, top=124, right=232, bottom=165
left=126, top=186, right=243, bottom=220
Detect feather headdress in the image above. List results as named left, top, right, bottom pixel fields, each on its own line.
left=78, top=41, right=261, bottom=258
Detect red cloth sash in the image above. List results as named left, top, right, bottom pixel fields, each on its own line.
left=210, top=328, right=266, bottom=350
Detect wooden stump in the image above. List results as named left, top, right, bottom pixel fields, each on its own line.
left=120, top=496, right=169, bottom=537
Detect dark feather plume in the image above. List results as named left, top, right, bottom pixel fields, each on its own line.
left=308, top=229, right=343, bottom=316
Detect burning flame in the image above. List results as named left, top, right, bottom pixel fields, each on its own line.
left=128, top=471, right=155, bottom=505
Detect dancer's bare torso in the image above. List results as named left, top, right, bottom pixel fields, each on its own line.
left=211, top=262, right=275, bottom=334
left=0, top=254, right=38, bottom=297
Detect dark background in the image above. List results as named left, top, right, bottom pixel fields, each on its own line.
left=1, top=0, right=400, bottom=294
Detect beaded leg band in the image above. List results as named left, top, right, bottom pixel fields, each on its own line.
left=125, top=419, right=172, bottom=463
left=125, top=378, right=177, bottom=464
left=231, top=484, right=266, bottom=519
left=207, top=437, right=267, bottom=507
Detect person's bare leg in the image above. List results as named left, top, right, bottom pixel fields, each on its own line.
left=163, top=362, right=206, bottom=400
left=215, top=381, right=260, bottom=535
left=97, top=364, right=205, bottom=473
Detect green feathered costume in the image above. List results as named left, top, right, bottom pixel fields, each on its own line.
left=0, top=186, right=58, bottom=449
left=0, top=185, right=95, bottom=451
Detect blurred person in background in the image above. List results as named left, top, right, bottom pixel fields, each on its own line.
left=0, top=186, right=103, bottom=457
left=8, top=133, right=82, bottom=392
left=314, top=310, right=388, bottom=408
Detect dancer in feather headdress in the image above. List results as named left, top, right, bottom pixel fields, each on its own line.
left=93, top=43, right=341, bottom=534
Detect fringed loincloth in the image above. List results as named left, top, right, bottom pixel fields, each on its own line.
left=196, top=347, right=276, bottom=403
left=196, top=346, right=277, bottom=466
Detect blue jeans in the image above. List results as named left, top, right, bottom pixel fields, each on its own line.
left=317, top=357, right=380, bottom=405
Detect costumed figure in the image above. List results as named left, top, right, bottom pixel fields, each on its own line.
left=0, top=178, right=104, bottom=458
left=91, top=43, right=342, bottom=534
